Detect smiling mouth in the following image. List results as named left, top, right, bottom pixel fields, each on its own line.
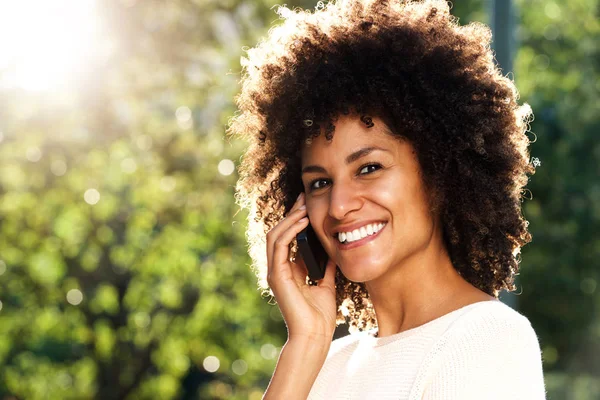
left=336, top=222, right=387, bottom=245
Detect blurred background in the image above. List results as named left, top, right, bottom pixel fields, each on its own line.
left=0, top=0, right=597, bottom=399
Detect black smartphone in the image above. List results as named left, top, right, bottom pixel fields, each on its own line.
left=296, top=223, right=328, bottom=281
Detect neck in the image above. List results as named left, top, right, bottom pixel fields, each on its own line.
left=365, top=234, right=493, bottom=338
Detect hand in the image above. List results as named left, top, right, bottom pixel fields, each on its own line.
left=266, top=192, right=338, bottom=343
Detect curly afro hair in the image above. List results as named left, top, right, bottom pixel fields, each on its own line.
left=228, top=0, right=536, bottom=332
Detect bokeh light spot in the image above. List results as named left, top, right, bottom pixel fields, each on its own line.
left=543, top=346, right=558, bottom=365
left=57, top=371, right=73, bottom=389
left=84, top=188, right=101, bottom=205
left=534, top=54, right=550, bottom=70
left=581, top=278, right=597, bottom=295
left=213, top=382, right=232, bottom=398
left=203, top=356, right=220, bottom=372
left=66, top=289, right=83, bottom=305
left=232, top=359, right=248, bottom=375
left=26, top=146, right=42, bottom=162
left=176, top=106, right=193, bottom=129
left=121, top=158, right=137, bottom=174
left=207, top=138, right=224, bottom=155
left=51, top=159, right=68, bottom=176
left=134, top=312, right=151, bottom=328
left=544, top=2, right=561, bottom=20
left=260, top=343, right=278, bottom=360
left=269, top=306, right=283, bottom=321
left=96, top=225, right=114, bottom=244
left=543, top=25, right=560, bottom=41
left=160, top=176, right=176, bottom=192
left=0, top=260, right=6, bottom=276
left=0, top=300, right=3, bottom=312
left=135, top=135, right=153, bottom=151
left=218, top=159, right=235, bottom=176
left=176, top=106, right=192, bottom=122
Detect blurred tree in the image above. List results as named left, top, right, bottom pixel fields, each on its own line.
left=513, top=0, right=600, bottom=397
left=0, top=0, right=287, bottom=399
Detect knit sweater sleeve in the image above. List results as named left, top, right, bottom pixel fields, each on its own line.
left=420, top=306, right=546, bottom=400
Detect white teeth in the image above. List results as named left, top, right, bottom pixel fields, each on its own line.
left=337, top=223, right=386, bottom=243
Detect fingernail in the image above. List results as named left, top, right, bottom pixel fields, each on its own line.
left=299, top=205, right=306, bottom=210
left=297, top=193, right=304, bottom=201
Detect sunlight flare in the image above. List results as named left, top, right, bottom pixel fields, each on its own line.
left=0, top=0, right=103, bottom=91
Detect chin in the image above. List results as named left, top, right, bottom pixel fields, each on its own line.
left=338, top=263, right=385, bottom=284
left=336, top=249, right=402, bottom=283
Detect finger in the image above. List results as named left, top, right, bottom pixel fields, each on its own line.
left=266, top=193, right=305, bottom=260
left=271, top=216, right=310, bottom=281
left=266, top=198, right=306, bottom=276
left=266, top=207, right=307, bottom=271
left=284, top=192, right=306, bottom=216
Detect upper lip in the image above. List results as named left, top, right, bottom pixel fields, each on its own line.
left=330, top=220, right=387, bottom=236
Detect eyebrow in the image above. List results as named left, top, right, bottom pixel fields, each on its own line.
left=301, top=146, right=390, bottom=174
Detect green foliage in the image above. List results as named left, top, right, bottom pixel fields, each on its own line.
left=513, top=0, right=600, bottom=397
left=0, top=1, right=286, bottom=399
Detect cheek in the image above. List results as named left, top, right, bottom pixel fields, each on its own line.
left=306, top=198, right=335, bottom=248
left=370, top=173, right=429, bottom=223
left=306, top=198, right=327, bottom=226
left=368, top=174, right=406, bottom=209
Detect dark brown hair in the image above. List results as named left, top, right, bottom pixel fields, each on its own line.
left=228, top=0, right=536, bottom=332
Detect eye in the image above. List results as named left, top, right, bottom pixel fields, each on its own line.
left=308, top=163, right=382, bottom=192
left=359, top=163, right=382, bottom=175
left=309, top=179, right=329, bottom=191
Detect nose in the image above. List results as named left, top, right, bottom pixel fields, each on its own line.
left=328, top=180, right=363, bottom=221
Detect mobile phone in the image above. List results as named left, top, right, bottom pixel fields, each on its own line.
left=296, top=223, right=328, bottom=281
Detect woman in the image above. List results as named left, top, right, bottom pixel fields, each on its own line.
left=228, top=0, right=546, bottom=398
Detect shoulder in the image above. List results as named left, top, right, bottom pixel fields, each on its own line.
left=447, top=299, right=537, bottom=340
left=416, top=300, right=547, bottom=399
left=439, top=300, right=543, bottom=369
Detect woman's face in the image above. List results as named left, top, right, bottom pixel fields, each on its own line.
left=300, top=114, right=439, bottom=283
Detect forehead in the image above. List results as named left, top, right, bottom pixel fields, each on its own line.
left=301, top=115, right=396, bottom=163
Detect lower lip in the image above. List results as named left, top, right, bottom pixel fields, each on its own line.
left=335, top=224, right=387, bottom=250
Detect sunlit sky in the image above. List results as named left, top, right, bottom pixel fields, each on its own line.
left=0, top=0, right=105, bottom=91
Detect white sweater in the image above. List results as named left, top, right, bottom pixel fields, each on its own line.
left=307, top=300, right=546, bottom=400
